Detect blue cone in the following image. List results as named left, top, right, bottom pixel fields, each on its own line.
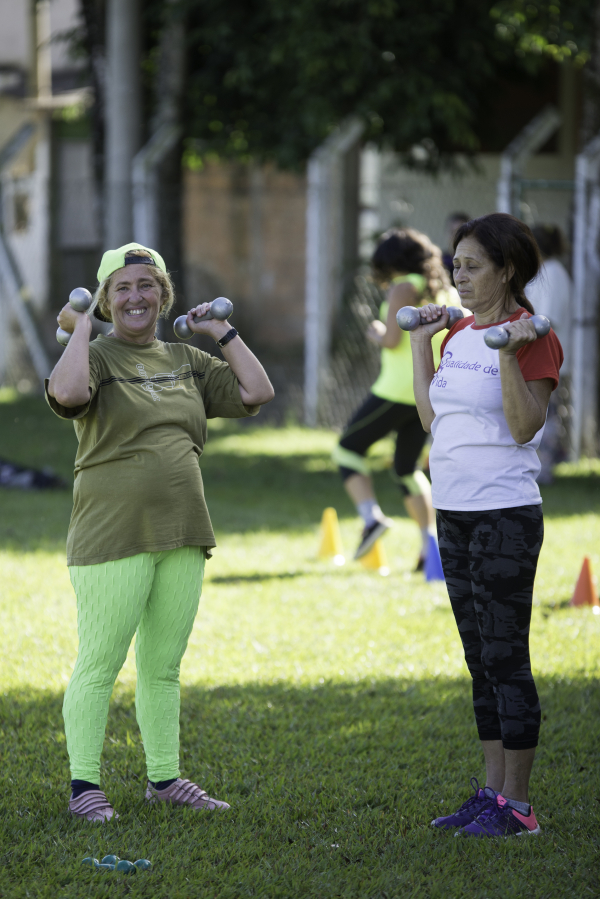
left=424, top=534, right=445, bottom=582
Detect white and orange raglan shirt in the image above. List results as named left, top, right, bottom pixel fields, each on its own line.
left=429, top=308, right=563, bottom=512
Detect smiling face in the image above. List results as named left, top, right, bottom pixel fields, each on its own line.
left=108, top=264, right=162, bottom=343
left=453, top=236, right=516, bottom=319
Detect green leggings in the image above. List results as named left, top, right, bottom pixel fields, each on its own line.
left=64, top=546, right=205, bottom=783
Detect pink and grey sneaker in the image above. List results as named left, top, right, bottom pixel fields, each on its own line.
left=68, top=790, right=118, bottom=822
left=457, top=793, right=540, bottom=837
left=431, top=778, right=492, bottom=829
left=145, top=778, right=230, bottom=811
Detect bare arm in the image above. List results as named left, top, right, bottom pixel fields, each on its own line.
left=366, top=281, right=418, bottom=349
left=499, top=315, right=552, bottom=444
left=186, top=306, right=274, bottom=406
left=409, top=304, right=449, bottom=432
left=47, top=305, right=92, bottom=407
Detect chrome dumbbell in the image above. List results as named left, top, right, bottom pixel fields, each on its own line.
left=484, top=314, right=550, bottom=349
left=396, top=305, right=464, bottom=332
left=173, top=297, right=233, bottom=340
left=56, top=288, right=95, bottom=346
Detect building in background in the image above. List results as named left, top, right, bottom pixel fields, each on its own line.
left=181, top=63, right=580, bottom=427
left=0, top=6, right=591, bottom=449
left=0, top=0, right=96, bottom=389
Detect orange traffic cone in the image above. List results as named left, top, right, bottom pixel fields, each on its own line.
left=318, top=508, right=345, bottom=566
left=359, top=539, right=390, bottom=576
left=570, top=556, right=599, bottom=607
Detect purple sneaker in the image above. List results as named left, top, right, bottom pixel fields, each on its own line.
left=457, top=793, right=541, bottom=837
left=431, top=778, right=492, bottom=829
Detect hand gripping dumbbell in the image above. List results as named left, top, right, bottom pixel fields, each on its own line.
left=484, top=314, right=550, bottom=349
left=56, top=288, right=95, bottom=346
left=173, top=297, right=233, bottom=340
left=396, top=305, right=464, bottom=332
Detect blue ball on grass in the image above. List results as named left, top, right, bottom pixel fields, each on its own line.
left=133, top=859, right=152, bottom=870
left=115, top=860, right=137, bottom=874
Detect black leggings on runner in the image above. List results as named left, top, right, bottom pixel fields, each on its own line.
left=338, top=393, right=427, bottom=487
left=436, top=505, right=543, bottom=750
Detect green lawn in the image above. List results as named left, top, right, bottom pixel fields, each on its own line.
left=0, top=391, right=599, bottom=898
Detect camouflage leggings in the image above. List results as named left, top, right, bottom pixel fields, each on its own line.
left=437, top=505, right=543, bottom=750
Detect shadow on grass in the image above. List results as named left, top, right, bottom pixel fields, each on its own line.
left=1, top=677, right=599, bottom=897
left=209, top=571, right=307, bottom=585
left=2, top=393, right=600, bottom=554
left=2, top=675, right=599, bottom=808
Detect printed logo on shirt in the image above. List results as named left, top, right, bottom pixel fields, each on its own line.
left=432, top=351, right=498, bottom=388
left=136, top=363, right=193, bottom=402
left=98, top=365, right=205, bottom=395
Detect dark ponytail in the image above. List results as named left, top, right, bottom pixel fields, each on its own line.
left=371, top=228, right=450, bottom=299
left=453, top=213, right=541, bottom=314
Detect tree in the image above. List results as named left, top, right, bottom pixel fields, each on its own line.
left=176, top=0, right=594, bottom=168
left=74, top=1, right=594, bottom=170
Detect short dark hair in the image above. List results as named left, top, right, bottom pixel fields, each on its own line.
left=371, top=228, right=450, bottom=298
left=531, top=224, right=565, bottom=259
left=453, top=213, right=541, bottom=315
left=447, top=211, right=470, bottom=225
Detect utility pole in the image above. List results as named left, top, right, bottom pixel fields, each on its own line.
left=104, top=0, right=141, bottom=248
left=132, top=0, right=186, bottom=332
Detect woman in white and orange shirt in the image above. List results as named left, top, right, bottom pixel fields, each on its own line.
left=410, top=214, right=562, bottom=838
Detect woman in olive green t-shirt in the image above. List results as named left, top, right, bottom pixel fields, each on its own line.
left=333, top=228, right=457, bottom=565
left=47, top=243, right=274, bottom=822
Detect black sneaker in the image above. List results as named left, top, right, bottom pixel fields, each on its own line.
left=354, top=518, right=393, bottom=560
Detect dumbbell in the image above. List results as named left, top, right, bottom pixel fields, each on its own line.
left=396, top=305, right=464, bottom=331
left=484, top=314, right=550, bottom=349
left=56, top=288, right=95, bottom=346
left=173, top=297, right=233, bottom=340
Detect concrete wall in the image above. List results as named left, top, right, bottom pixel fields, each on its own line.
left=362, top=151, right=576, bottom=262
left=183, top=161, right=307, bottom=354
left=0, top=0, right=31, bottom=71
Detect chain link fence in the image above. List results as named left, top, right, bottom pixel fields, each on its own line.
left=315, top=273, right=383, bottom=429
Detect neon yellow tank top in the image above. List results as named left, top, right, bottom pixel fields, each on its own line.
left=371, top=273, right=447, bottom=406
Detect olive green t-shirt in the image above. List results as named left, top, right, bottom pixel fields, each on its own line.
left=45, top=335, right=259, bottom=566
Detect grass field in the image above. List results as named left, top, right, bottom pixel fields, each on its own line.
left=1, top=390, right=599, bottom=898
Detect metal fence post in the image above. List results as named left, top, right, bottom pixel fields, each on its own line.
left=303, top=119, right=364, bottom=426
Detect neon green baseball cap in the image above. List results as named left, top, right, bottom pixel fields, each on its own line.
left=97, top=242, right=167, bottom=283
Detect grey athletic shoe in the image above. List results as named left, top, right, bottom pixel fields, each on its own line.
left=354, top=517, right=393, bottom=560
left=145, top=778, right=230, bottom=810
left=68, top=790, right=118, bottom=822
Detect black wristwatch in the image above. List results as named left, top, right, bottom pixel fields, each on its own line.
left=217, top=327, right=238, bottom=348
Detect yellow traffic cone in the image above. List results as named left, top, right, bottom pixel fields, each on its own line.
left=359, top=539, right=390, bottom=576
left=318, top=507, right=345, bottom=566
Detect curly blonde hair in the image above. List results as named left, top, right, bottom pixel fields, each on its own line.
left=93, top=249, right=175, bottom=322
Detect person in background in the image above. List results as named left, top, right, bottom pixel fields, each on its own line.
left=526, top=225, right=571, bottom=374
left=333, top=228, right=456, bottom=566
left=442, top=212, right=471, bottom=278
left=526, top=225, right=572, bottom=482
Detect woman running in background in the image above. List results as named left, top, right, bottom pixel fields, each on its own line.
left=333, top=228, right=457, bottom=565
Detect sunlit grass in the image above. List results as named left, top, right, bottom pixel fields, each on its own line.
left=0, top=396, right=599, bottom=897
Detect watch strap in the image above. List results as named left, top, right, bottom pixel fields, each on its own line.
left=217, top=327, right=238, bottom=348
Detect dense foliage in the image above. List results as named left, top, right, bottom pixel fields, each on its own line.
left=78, top=0, right=595, bottom=167
left=178, top=0, right=594, bottom=167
